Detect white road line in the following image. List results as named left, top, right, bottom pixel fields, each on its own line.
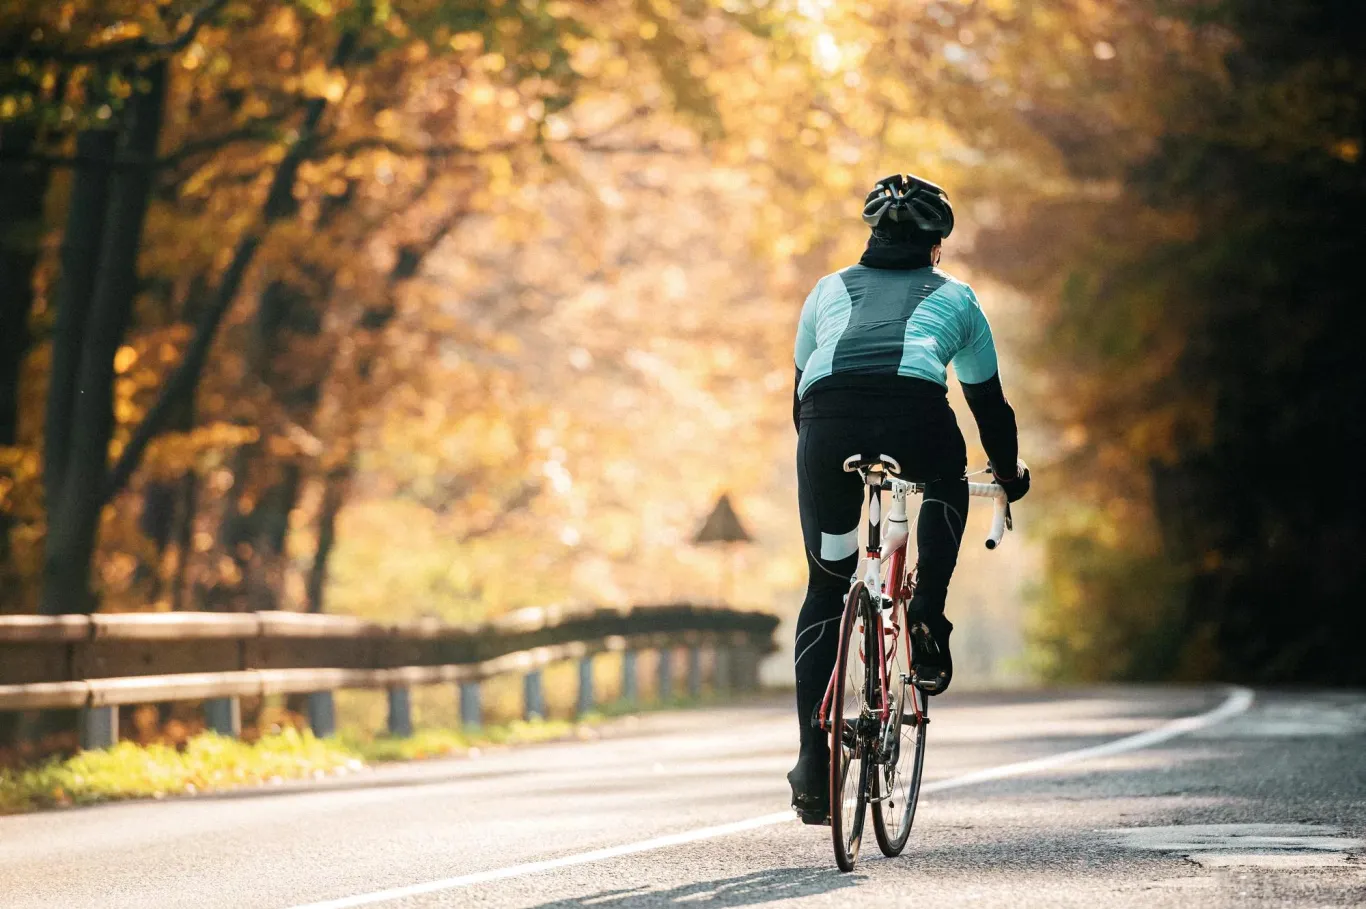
left=920, top=685, right=1254, bottom=793
left=286, top=686, right=1254, bottom=909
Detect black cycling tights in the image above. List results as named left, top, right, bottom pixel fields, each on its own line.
left=794, top=402, right=968, bottom=760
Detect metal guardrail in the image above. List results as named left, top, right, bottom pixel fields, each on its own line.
left=0, top=605, right=779, bottom=749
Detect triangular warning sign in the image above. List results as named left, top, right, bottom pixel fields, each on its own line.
left=693, top=493, right=752, bottom=545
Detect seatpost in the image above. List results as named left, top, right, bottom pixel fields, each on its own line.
left=866, top=472, right=881, bottom=556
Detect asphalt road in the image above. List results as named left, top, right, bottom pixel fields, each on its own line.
left=2, top=686, right=1363, bottom=909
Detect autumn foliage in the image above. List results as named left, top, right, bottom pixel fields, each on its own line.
left=1, top=0, right=1361, bottom=708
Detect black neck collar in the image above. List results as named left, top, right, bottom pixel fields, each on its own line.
left=859, top=243, right=934, bottom=270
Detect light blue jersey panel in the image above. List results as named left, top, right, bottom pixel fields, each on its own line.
left=948, top=283, right=998, bottom=384
left=899, top=279, right=999, bottom=386
left=794, top=266, right=999, bottom=397
left=794, top=275, right=853, bottom=397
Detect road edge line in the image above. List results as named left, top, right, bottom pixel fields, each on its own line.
left=921, top=685, right=1255, bottom=793
left=286, top=686, right=1254, bottom=909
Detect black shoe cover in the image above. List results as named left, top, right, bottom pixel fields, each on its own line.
left=788, top=749, right=830, bottom=825
left=907, top=598, right=954, bottom=695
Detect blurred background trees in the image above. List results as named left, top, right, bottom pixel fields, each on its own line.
left=1, top=0, right=1360, bottom=693
left=980, top=0, right=1366, bottom=685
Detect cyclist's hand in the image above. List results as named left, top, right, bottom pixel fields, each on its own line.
left=992, top=459, right=1031, bottom=503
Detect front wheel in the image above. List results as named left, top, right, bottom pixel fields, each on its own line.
left=829, top=582, right=873, bottom=872
left=870, top=669, right=928, bottom=856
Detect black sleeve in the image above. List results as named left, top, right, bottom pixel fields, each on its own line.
left=793, top=366, right=803, bottom=433
left=961, top=372, right=1019, bottom=476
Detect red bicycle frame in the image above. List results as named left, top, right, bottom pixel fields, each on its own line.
left=815, top=540, right=925, bottom=734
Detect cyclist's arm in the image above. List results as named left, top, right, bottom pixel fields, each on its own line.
left=952, top=288, right=1020, bottom=476
left=793, top=280, right=821, bottom=432
left=963, top=374, right=1019, bottom=477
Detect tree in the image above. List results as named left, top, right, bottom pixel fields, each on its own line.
left=0, top=116, right=51, bottom=606
left=4, top=0, right=777, bottom=620
left=980, top=0, right=1366, bottom=683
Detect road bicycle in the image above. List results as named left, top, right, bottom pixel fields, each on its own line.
left=815, top=454, right=1012, bottom=872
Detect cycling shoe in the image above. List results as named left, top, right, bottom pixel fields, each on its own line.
left=788, top=749, right=830, bottom=825
left=907, top=598, right=953, bottom=695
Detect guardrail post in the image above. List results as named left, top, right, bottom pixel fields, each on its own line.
left=576, top=656, right=595, bottom=717
left=79, top=705, right=118, bottom=750
left=657, top=648, right=673, bottom=702
left=387, top=687, right=413, bottom=738
left=205, top=697, right=242, bottom=738
left=459, top=681, right=482, bottom=729
left=714, top=645, right=733, bottom=693
left=523, top=669, right=545, bottom=721
left=622, top=649, right=638, bottom=706
left=307, top=691, right=336, bottom=738
left=734, top=643, right=758, bottom=692
left=687, top=646, right=702, bottom=699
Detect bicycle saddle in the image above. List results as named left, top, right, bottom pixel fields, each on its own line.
left=842, top=453, right=902, bottom=475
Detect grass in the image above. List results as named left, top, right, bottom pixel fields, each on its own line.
left=582, top=694, right=713, bottom=719
left=0, top=709, right=667, bottom=815
left=339, top=718, right=580, bottom=762
left=0, top=685, right=756, bottom=816
left=0, top=727, right=360, bottom=814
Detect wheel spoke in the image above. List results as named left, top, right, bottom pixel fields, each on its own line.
left=830, top=583, right=871, bottom=871
left=872, top=591, right=928, bottom=857
left=838, top=607, right=865, bottom=845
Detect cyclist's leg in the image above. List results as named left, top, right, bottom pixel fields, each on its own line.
left=792, top=416, right=863, bottom=809
left=871, top=400, right=967, bottom=691
left=913, top=473, right=969, bottom=614
left=866, top=395, right=968, bottom=614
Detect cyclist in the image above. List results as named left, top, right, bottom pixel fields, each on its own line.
left=788, top=174, right=1030, bottom=821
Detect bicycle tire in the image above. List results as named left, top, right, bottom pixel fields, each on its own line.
left=829, top=581, right=873, bottom=872
left=872, top=557, right=929, bottom=856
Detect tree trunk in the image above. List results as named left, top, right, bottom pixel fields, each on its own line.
left=305, top=460, right=352, bottom=613
left=163, top=277, right=210, bottom=612
left=0, top=124, right=48, bottom=444
left=41, top=62, right=167, bottom=615
left=101, top=32, right=358, bottom=505
left=168, top=469, right=198, bottom=611
left=0, top=121, right=52, bottom=612
left=296, top=206, right=467, bottom=616
left=217, top=182, right=356, bottom=611
left=42, top=128, right=115, bottom=508
left=242, top=461, right=301, bottom=612
left=141, top=341, right=201, bottom=607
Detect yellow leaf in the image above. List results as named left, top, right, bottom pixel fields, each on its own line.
left=449, top=32, right=483, bottom=53
left=113, top=345, right=138, bottom=374
left=301, top=66, right=348, bottom=102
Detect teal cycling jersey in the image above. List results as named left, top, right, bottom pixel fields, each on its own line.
left=793, top=265, right=998, bottom=398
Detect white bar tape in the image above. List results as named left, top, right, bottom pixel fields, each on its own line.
left=968, top=482, right=1008, bottom=549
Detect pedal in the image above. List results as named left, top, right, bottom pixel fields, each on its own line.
left=795, top=807, right=831, bottom=827
left=911, top=671, right=946, bottom=693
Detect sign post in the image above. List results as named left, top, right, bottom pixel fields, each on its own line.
left=693, top=493, right=752, bottom=605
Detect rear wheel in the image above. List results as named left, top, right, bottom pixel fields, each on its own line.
left=872, top=561, right=929, bottom=856
left=829, top=582, right=874, bottom=872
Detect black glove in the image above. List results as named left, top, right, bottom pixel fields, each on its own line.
left=993, top=460, right=1031, bottom=503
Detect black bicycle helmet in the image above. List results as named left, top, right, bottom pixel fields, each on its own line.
left=861, top=173, right=954, bottom=239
